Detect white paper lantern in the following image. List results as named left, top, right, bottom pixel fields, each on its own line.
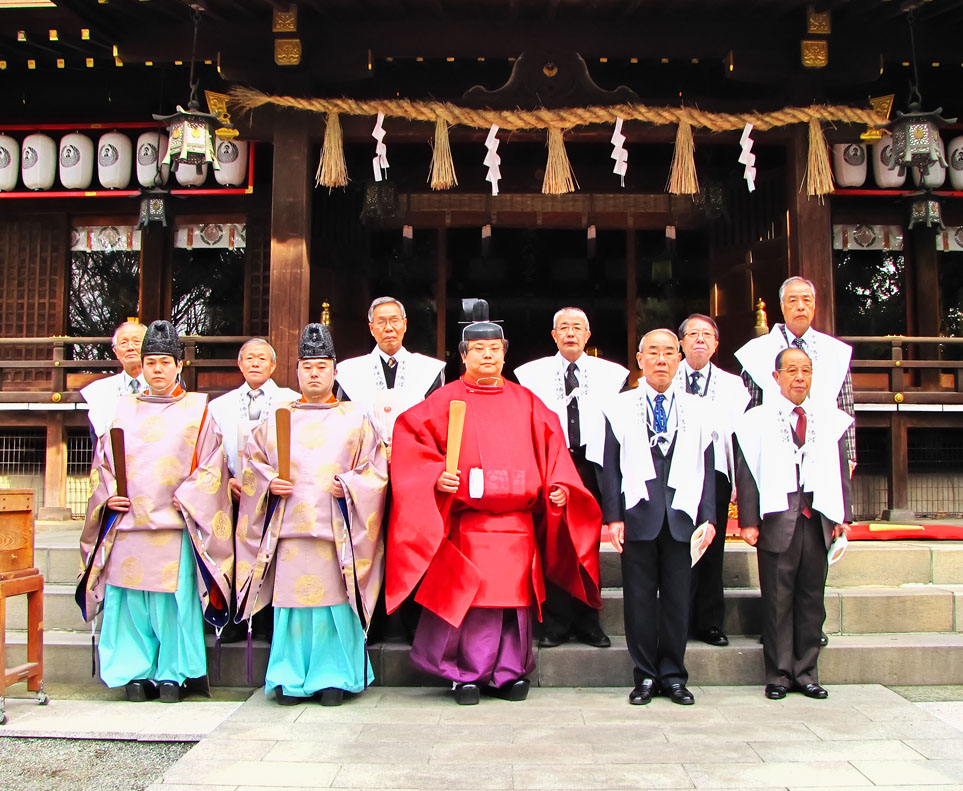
left=59, top=133, right=94, bottom=190
left=832, top=143, right=867, bottom=188
left=175, top=159, right=208, bottom=187
left=947, top=136, right=963, bottom=191
left=136, top=131, right=170, bottom=188
left=0, top=134, right=20, bottom=192
left=213, top=139, right=248, bottom=186
left=97, top=132, right=132, bottom=189
left=872, top=139, right=907, bottom=189
left=21, top=133, right=57, bottom=190
left=912, top=136, right=946, bottom=189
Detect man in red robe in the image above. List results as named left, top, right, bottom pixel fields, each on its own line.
left=386, top=301, right=602, bottom=705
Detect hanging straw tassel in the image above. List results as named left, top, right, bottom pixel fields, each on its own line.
left=542, top=127, right=577, bottom=195
left=806, top=117, right=834, bottom=199
left=667, top=121, right=699, bottom=195
left=429, top=117, right=458, bottom=190
left=315, top=112, right=348, bottom=189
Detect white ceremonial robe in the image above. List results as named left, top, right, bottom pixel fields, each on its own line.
left=80, top=371, right=147, bottom=438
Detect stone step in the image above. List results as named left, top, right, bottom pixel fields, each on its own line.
left=5, top=631, right=963, bottom=688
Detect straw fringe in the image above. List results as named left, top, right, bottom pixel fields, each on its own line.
left=806, top=117, right=835, bottom=199
left=542, top=127, right=577, bottom=195
left=668, top=121, right=699, bottom=195
left=315, top=112, right=348, bottom=189
left=429, top=117, right=458, bottom=190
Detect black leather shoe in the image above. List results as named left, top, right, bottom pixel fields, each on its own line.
left=797, top=682, right=829, bottom=699
left=665, top=683, right=695, bottom=705
left=537, top=632, right=566, bottom=648
left=319, top=688, right=344, bottom=707
left=124, top=680, right=158, bottom=702
left=573, top=628, right=611, bottom=648
left=275, top=688, right=306, bottom=706
left=454, top=683, right=480, bottom=705
left=487, top=678, right=530, bottom=701
left=698, top=627, right=729, bottom=647
left=157, top=681, right=185, bottom=703
left=628, top=679, right=656, bottom=705
left=765, top=684, right=789, bottom=700
left=819, top=632, right=829, bottom=647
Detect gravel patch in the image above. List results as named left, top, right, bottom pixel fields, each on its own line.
left=0, top=737, right=193, bottom=791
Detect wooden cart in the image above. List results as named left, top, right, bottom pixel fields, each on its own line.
left=0, top=490, right=48, bottom=725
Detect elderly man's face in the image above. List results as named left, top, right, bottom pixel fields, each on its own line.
left=680, top=317, right=718, bottom=372
left=773, top=348, right=813, bottom=406
left=781, top=281, right=816, bottom=339
left=238, top=343, right=276, bottom=390
left=551, top=310, right=591, bottom=363
left=637, top=331, right=681, bottom=393
left=113, top=325, right=146, bottom=376
left=369, top=303, right=407, bottom=356
left=461, top=340, right=505, bottom=381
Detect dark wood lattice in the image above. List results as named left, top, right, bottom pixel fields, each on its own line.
left=244, top=211, right=270, bottom=337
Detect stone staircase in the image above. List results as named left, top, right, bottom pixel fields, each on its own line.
left=5, top=522, right=963, bottom=687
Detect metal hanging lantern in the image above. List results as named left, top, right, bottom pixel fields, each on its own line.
left=136, top=189, right=168, bottom=228
left=906, top=190, right=943, bottom=230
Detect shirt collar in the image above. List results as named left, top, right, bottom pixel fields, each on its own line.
left=775, top=392, right=810, bottom=416
left=782, top=323, right=816, bottom=347
left=376, top=346, right=408, bottom=364
left=242, top=379, right=276, bottom=396
left=643, top=380, right=675, bottom=405
left=555, top=351, right=586, bottom=372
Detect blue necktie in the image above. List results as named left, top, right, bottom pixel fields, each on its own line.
left=653, top=394, right=668, bottom=434
left=688, top=370, right=702, bottom=395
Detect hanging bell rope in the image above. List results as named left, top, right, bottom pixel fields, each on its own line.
left=315, top=112, right=348, bottom=189
left=667, top=120, right=699, bottom=195
left=429, top=117, right=458, bottom=190
left=542, top=127, right=577, bottom=195
left=805, top=117, right=835, bottom=198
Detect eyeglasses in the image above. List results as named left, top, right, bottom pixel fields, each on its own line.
left=778, top=366, right=813, bottom=377
left=112, top=339, right=141, bottom=350
left=372, top=317, right=404, bottom=329
left=556, top=323, right=587, bottom=333
left=683, top=330, right=716, bottom=340
left=466, top=344, right=503, bottom=355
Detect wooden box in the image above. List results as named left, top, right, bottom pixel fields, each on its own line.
left=0, top=490, right=34, bottom=577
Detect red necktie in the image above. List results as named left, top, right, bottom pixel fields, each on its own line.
left=792, top=406, right=812, bottom=518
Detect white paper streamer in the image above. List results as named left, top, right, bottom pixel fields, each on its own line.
left=372, top=112, right=389, bottom=182
left=610, top=117, right=628, bottom=187
left=739, top=122, right=756, bottom=192
left=484, top=124, right=501, bottom=196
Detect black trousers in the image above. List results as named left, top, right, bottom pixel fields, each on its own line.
left=621, top=519, right=692, bottom=688
left=689, top=471, right=731, bottom=634
left=756, top=514, right=828, bottom=687
left=539, top=446, right=604, bottom=638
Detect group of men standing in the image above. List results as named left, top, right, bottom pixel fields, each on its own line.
left=76, top=274, right=854, bottom=708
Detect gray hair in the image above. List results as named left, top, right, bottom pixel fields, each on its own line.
left=111, top=321, right=146, bottom=347
left=238, top=337, right=277, bottom=363
left=778, top=276, right=816, bottom=303
left=552, top=307, right=590, bottom=332
left=368, top=297, right=407, bottom=322
left=638, top=328, right=680, bottom=352
left=678, top=313, right=719, bottom=340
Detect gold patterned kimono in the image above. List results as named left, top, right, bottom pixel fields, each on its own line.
left=235, top=400, right=388, bottom=625
left=77, top=390, right=234, bottom=628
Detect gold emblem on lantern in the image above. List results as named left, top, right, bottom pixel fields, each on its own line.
left=801, top=40, right=828, bottom=69
left=275, top=39, right=302, bottom=67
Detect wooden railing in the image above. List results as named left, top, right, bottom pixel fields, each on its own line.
left=838, top=336, right=963, bottom=403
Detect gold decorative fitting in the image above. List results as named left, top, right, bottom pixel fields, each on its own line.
left=543, top=62, right=558, bottom=78
left=861, top=93, right=894, bottom=141
left=275, top=38, right=302, bottom=67
left=51, top=392, right=62, bottom=403
left=273, top=5, right=298, bottom=33
left=204, top=90, right=239, bottom=140
left=894, top=393, right=904, bottom=403
left=807, top=6, right=831, bottom=35
left=321, top=301, right=331, bottom=326
left=801, top=40, right=828, bottom=69
left=754, top=299, right=768, bottom=330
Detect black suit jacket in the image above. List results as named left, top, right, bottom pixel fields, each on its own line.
left=601, top=422, right=716, bottom=543
left=735, top=435, right=853, bottom=554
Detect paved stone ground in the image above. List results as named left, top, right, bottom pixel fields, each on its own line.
left=2, top=684, right=963, bottom=791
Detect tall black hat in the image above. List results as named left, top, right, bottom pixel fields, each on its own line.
left=461, top=299, right=505, bottom=342
left=298, top=323, right=337, bottom=360
left=141, top=320, right=183, bottom=360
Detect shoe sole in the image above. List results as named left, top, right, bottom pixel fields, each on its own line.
left=501, top=683, right=529, bottom=702
left=320, top=688, right=344, bottom=706
left=125, top=684, right=149, bottom=702
left=454, top=686, right=480, bottom=705
left=159, top=685, right=183, bottom=704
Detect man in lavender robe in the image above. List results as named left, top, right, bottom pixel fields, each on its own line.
left=236, top=323, right=388, bottom=706
left=77, top=320, right=233, bottom=703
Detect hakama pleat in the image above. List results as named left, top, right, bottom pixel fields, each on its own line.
left=98, top=530, right=207, bottom=687
left=264, top=603, right=373, bottom=698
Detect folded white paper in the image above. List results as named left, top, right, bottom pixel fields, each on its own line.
left=827, top=534, right=848, bottom=566
left=690, top=521, right=712, bottom=567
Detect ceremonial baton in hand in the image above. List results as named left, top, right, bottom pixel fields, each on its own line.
left=109, top=427, right=128, bottom=498
left=276, top=406, right=291, bottom=481
left=446, top=400, right=466, bottom=475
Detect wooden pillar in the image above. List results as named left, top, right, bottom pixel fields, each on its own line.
left=436, top=228, right=447, bottom=363
left=38, top=413, right=70, bottom=520
left=138, top=225, right=172, bottom=324
left=909, top=226, right=941, bottom=390
left=626, top=227, right=637, bottom=370
left=786, top=125, right=835, bottom=333
left=882, top=412, right=914, bottom=521
left=268, top=112, right=313, bottom=388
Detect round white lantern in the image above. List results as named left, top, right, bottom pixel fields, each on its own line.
left=175, top=159, right=208, bottom=187
left=59, top=133, right=94, bottom=190
left=97, top=132, right=132, bottom=189
left=135, top=131, right=170, bottom=188
left=912, top=136, right=946, bottom=189
left=21, top=133, right=57, bottom=190
left=213, top=139, right=248, bottom=186
left=947, top=136, right=963, bottom=191
left=871, top=139, right=907, bottom=189
left=832, top=143, right=867, bottom=188
left=0, top=134, right=20, bottom=192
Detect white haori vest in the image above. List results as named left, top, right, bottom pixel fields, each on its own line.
left=672, top=362, right=750, bottom=480
left=602, top=384, right=716, bottom=524
left=515, top=353, right=628, bottom=467
left=734, top=396, right=853, bottom=525
left=335, top=346, right=445, bottom=442
left=208, top=379, right=299, bottom=477
left=80, top=371, right=147, bottom=438
left=735, top=324, right=852, bottom=406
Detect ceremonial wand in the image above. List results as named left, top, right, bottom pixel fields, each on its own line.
left=446, top=400, right=466, bottom=475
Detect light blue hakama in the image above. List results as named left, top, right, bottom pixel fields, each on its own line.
left=98, top=530, right=207, bottom=688
left=264, top=604, right=373, bottom=699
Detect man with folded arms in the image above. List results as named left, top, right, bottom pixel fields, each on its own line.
left=734, top=347, right=852, bottom=701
